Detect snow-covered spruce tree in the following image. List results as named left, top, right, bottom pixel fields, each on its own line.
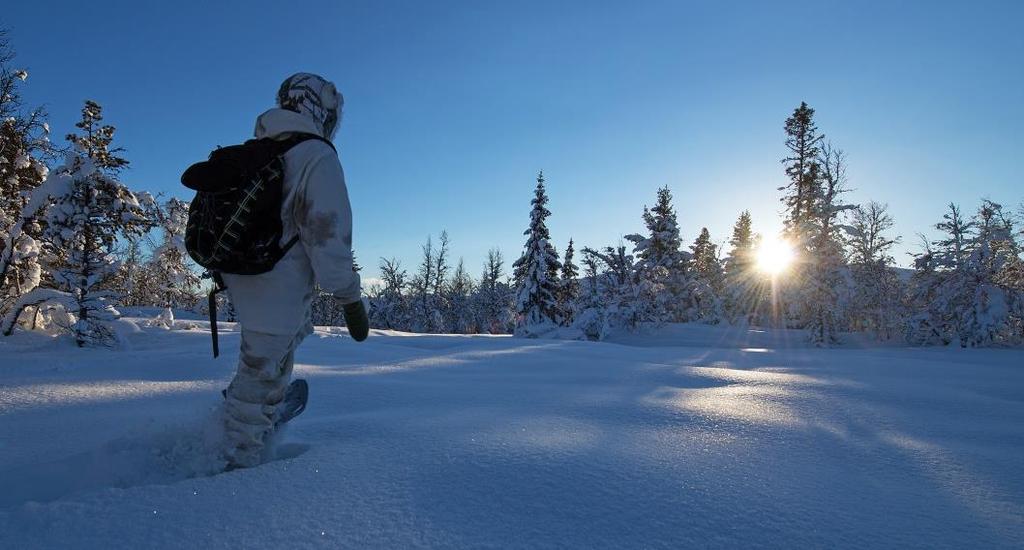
left=906, top=200, right=1024, bottom=347
left=581, top=244, right=659, bottom=333
left=688, top=227, right=725, bottom=323
left=906, top=236, right=947, bottom=345
left=513, top=171, right=561, bottom=336
left=800, top=142, right=855, bottom=346
left=938, top=200, right=1023, bottom=347
left=8, top=101, right=151, bottom=346
left=907, top=203, right=976, bottom=344
left=146, top=198, right=199, bottom=316
left=0, top=34, right=54, bottom=317
left=474, top=248, right=514, bottom=334
left=777, top=102, right=824, bottom=328
left=780, top=102, right=824, bottom=243
left=723, top=211, right=763, bottom=324
left=960, top=200, right=1023, bottom=345
left=369, top=257, right=410, bottom=330
left=573, top=251, right=608, bottom=340
left=624, top=186, right=692, bottom=322
left=445, top=258, right=476, bottom=333
left=847, top=201, right=903, bottom=339
left=557, top=238, right=580, bottom=326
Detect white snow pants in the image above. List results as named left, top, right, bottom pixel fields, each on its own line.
left=222, top=325, right=309, bottom=468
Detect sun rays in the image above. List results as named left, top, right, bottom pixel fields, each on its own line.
left=756, top=235, right=795, bottom=276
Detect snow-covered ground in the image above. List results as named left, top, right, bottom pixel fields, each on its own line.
left=2, top=321, right=1023, bottom=549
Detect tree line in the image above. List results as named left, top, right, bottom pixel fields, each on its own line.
left=2, top=34, right=1022, bottom=347
left=509, top=102, right=1024, bottom=346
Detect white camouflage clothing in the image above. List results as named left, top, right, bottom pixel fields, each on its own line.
left=222, top=73, right=360, bottom=468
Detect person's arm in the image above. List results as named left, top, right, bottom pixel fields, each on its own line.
left=295, top=149, right=361, bottom=304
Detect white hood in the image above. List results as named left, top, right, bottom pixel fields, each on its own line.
left=253, top=108, right=327, bottom=140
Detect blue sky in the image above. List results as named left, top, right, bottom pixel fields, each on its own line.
left=5, top=0, right=1023, bottom=279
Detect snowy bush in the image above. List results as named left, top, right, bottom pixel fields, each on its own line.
left=145, top=198, right=200, bottom=310
left=907, top=200, right=1024, bottom=347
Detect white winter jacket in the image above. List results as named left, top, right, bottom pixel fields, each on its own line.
left=223, top=108, right=361, bottom=335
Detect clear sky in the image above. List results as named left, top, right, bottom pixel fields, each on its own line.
left=5, top=0, right=1023, bottom=280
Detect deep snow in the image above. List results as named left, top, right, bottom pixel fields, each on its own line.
left=1, top=321, right=1023, bottom=548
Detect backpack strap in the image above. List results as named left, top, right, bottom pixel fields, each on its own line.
left=283, top=132, right=337, bottom=153
left=207, top=271, right=227, bottom=358
left=280, top=234, right=300, bottom=255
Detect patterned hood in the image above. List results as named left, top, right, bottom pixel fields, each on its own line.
left=255, top=72, right=343, bottom=141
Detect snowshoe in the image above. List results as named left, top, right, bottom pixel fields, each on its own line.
left=275, top=378, right=308, bottom=427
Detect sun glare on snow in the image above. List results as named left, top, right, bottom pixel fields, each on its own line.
left=756, top=235, right=794, bottom=276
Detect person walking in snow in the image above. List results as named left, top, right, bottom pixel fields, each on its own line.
left=212, top=73, right=369, bottom=469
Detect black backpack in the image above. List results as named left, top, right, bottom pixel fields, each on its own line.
left=180, top=132, right=335, bottom=356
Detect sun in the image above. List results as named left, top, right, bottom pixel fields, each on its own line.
left=756, top=235, right=794, bottom=276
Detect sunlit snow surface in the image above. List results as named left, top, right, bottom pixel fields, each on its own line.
left=1, top=321, right=1023, bottom=548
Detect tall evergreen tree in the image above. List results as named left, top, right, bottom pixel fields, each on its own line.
left=573, top=251, right=607, bottom=340
left=513, top=171, right=561, bottom=335
left=688, top=227, right=725, bottom=322
left=723, top=211, right=761, bottom=323
left=624, top=186, right=692, bottom=321
left=725, top=212, right=754, bottom=274
left=780, top=103, right=827, bottom=333
left=690, top=228, right=722, bottom=284
left=557, top=238, right=580, bottom=326
left=781, top=101, right=824, bottom=240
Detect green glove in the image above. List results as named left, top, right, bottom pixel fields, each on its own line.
left=343, top=300, right=369, bottom=342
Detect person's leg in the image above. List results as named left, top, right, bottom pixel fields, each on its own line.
left=222, top=329, right=300, bottom=468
